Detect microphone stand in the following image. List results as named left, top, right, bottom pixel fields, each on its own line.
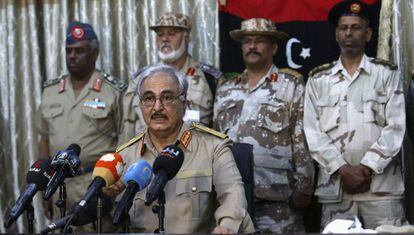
left=96, top=191, right=103, bottom=234
left=152, top=190, right=165, bottom=234
left=26, top=201, right=34, bottom=233
left=55, top=182, right=67, bottom=233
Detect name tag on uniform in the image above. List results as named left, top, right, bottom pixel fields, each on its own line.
left=84, top=98, right=106, bottom=109
left=183, top=110, right=200, bottom=123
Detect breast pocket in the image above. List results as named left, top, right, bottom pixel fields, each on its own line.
left=82, top=107, right=115, bottom=135
left=317, top=94, right=340, bottom=133
left=175, top=176, right=212, bottom=221
left=215, top=100, right=242, bottom=133
left=362, top=90, right=387, bottom=127
left=43, top=106, right=64, bottom=135
left=257, top=101, right=290, bottom=134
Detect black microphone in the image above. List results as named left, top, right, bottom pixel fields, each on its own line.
left=4, top=159, right=54, bottom=228
left=145, top=145, right=184, bottom=206
left=112, top=160, right=153, bottom=226
left=41, top=194, right=113, bottom=235
left=44, top=144, right=81, bottom=200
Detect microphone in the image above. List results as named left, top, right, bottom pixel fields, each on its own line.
left=44, top=144, right=81, bottom=200
left=145, top=145, right=184, bottom=206
left=41, top=194, right=113, bottom=235
left=4, top=159, right=54, bottom=228
left=112, top=160, right=153, bottom=226
left=71, top=153, right=124, bottom=216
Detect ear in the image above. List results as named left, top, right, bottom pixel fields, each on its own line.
left=272, top=43, right=278, bottom=56
left=335, top=28, right=339, bottom=43
left=92, top=49, right=99, bottom=62
left=366, top=27, right=373, bottom=43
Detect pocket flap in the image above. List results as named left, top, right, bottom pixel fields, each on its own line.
left=83, top=107, right=110, bottom=119
left=317, top=94, right=340, bottom=107
left=176, top=175, right=212, bottom=195
left=43, top=106, right=63, bottom=119
left=363, top=90, right=387, bottom=103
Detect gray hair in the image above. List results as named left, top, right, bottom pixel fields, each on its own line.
left=136, top=64, right=188, bottom=97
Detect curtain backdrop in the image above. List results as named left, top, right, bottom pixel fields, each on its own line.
left=0, top=0, right=218, bottom=232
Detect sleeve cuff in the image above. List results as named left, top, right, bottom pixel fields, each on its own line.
left=361, top=152, right=383, bottom=174
left=326, top=157, right=347, bottom=175
left=219, top=217, right=240, bottom=233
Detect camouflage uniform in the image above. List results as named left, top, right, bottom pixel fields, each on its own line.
left=304, top=55, right=407, bottom=229
left=214, top=64, right=314, bottom=233
left=37, top=70, right=126, bottom=231
left=116, top=123, right=255, bottom=233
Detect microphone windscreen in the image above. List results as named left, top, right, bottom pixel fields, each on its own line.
left=92, top=153, right=125, bottom=187
left=153, top=145, right=184, bottom=180
left=26, top=159, right=54, bottom=191
left=68, top=193, right=113, bottom=226
left=122, top=160, right=153, bottom=190
left=67, top=143, right=81, bottom=156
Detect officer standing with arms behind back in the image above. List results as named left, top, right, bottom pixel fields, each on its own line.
left=36, top=21, right=126, bottom=231
left=120, top=12, right=223, bottom=144
left=213, top=18, right=314, bottom=233
left=304, top=0, right=407, bottom=229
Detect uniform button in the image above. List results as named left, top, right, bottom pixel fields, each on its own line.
left=191, top=187, right=197, bottom=192
left=377, top=167, right=382, bottom=173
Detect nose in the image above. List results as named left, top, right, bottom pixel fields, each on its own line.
left=345, top=28, right=353, bottom=36
left=153, top=98, right=164, bottom=111
left=67, top=49, right=76, bottom=59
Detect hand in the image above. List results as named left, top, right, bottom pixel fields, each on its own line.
left=102, top=180, right=125, bottom=198
left=338, top=164, right=372, bottom=194
left=42, top=198, right=53, bottom=220
left=289, top=191, right=312, bottom=209
left=212, top=226, right=235, bottom=234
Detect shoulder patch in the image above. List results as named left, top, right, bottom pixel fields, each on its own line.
left=43, top=75, right=65, bottom=88
left=371, top=58, right=397, bottom=70
left=198, top=63, right=223, bottom=79
left=103, top=74, right=127, bottom=92
left=116, top=132, right=145, bottom=153
left=190, top=123, right=228, bottom=139
left=309, top=62, right=335, bottom=78
left=279, top=68, right=303, bottom=79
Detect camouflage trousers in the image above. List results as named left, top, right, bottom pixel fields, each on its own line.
left=253, top=201, right=305, bottom=233
left=321, top=199, right=408, bottom=230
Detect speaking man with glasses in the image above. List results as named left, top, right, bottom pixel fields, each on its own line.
left=110, top=64, right=254, bottom=234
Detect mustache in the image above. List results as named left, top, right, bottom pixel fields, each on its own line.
left=160, top=44, right=173, bottom=50
left=246, top=50, right=261, bottom=57
left=151, top=111, right=168, bottom=119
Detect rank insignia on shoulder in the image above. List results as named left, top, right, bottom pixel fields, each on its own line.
left=198, top=63, right=223, bottom=79
left=180, top=130, right=192, bottom=149
left=371, top=58, right=397, bottom=70
left=103, top=73, right=127, bottom=92
left=279, top=68, right=303, bottom=79
left=191, top=123, right=228, bottom=139
left=186, top=67, right=196, bottom=76
left=309, top=62, right=335, bottom=78
left=116, top=132, right=145, bottom=153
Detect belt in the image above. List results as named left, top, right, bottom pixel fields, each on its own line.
left=75, top=165, right=94, bottom=176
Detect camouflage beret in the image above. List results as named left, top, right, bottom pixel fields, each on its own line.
left=149, top=12, right=191, bottom=32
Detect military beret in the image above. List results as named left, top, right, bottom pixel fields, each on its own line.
left=328, top=0, right=372, bottom=26
left=66, top=21, right=98, bottom=45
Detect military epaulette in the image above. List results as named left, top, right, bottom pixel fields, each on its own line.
left=190, top=123, right=228, bottom=139
left=279, top=68, right=303, bottom=79
left=116, top=132, right=145, bottom=153
left=371, top=58, right=397, bottom=70
left=309, top=63, right=335, bottom=78
left=103, top=74, right=127, bottom=91
left=43, top=76, right=64, bottom=88
left=198, top=63, right=223, bottom=79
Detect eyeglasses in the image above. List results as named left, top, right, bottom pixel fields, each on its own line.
left=140, top=93, right=183, bottom=107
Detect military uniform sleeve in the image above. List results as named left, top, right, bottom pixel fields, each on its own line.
left=360, top=70, right=406, bottom=174
left=290, top=78, right=314, bottom=195
left=34, top=99, right=49, bottom=136
left=119, top=80, right=138, bottom=145
left=303, top=79, right=347, bottom=175
left=212, top=138, right=251, bottom=233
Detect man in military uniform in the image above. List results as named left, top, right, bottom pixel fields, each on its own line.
left=108, top=64, right=254, bottom=233
left=120, top=12, right=223, bottom=144
left=36, top=21, right=126, bottom=231
left=213, top=18, right=314, bottom=233
left=304, top=0, right=407, bottom=229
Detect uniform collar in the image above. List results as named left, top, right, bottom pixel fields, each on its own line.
left=141, top=122, right=193, bottom=156
left=333, top=54, right=370, bottom=76
left=241, top=64, right=278, bottom=90
left=175, top=55, right=197, bottom=76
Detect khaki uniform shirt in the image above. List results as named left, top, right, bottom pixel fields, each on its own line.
left=120, top=56, right=221, bottom=144
left=213, top=65, right=314, bottom=202
left=37, top=70, right=124, bottom=166
left=304, top=55, right=406, bottom=203
left=117, top=123, right=254, bottom=233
